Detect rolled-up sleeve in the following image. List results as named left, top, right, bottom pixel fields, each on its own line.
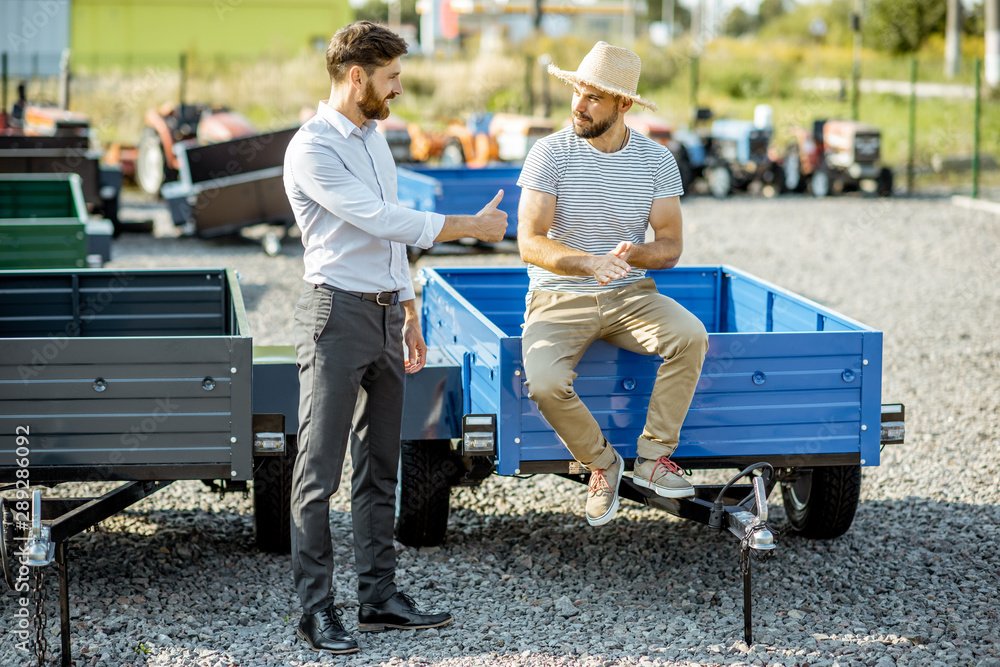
left=289, top=144, right=444, bottom=249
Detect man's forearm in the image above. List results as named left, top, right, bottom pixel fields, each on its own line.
left=519, top=235, right=597, bottom=276
left=625, top=239, right=682, bottom=270
left=435, top=215, right=478, bottom=242
left=401, top=299, right=419, bottom=322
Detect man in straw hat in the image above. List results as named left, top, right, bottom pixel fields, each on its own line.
left=517, top=41, right=709, bottom=526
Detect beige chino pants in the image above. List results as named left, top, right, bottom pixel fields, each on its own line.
left=522, top=278, right=709, bottom=472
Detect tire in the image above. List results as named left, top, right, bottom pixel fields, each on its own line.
left=1, top=498, right=21, bottom=590
left=670, top=146, right=695, bottom=195
left=781, top=465, right=862, bottom=539
left=784, top=147, right=805, bottom=193
left=253, top=435, right=297, bottom=554
left=396, top=439, right=455, bottom=548
left=440, top=139, right=466, bottom=166
left=101, top=192, right=121, bottom=237
left=810, top=167, right=832, bottom=198
left=877, top=167, right=894, bottom=197
left=706, top=164, right=732, bottom=199
left=761, top=163, right=784, bottom=198
left=136, top=127, right=175, bottom=197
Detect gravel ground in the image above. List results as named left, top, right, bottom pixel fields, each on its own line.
left=2, top=191, right=1000, bottom=667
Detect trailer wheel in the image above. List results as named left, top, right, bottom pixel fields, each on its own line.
left=781, top=465, right=862, bottom=539
left=253, top=435, right=297, bottom=554
left=396, top=439, right=454, bottom=548
left=0, top=499, right=21, bottom=590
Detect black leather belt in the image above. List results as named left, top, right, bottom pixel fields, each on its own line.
left=316, top=283, right=399, bottom=306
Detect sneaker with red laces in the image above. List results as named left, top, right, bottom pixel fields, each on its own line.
left=585, top=449, right=623, bottom=526
left=632, top=455, right=694, bottom=498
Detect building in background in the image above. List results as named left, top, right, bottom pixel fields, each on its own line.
left=417, top=0, right=649, bottom=54
left=2, top=0, right=71, bottom=76
left=2, top=0, right=354, bottom=75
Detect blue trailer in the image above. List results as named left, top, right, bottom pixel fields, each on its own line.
left=399, top=264, right=904, bottom=543
left=396, top=164, right=522, bottom=243
left=398, top=264, right=904, bottom=640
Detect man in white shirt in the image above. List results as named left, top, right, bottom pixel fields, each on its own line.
left=284, top=21, right=507, bottom=654
left=517, top=42, right=709, bottom=528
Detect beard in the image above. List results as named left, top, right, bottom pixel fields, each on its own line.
left=358, top=80, right=393, bottom=121
left=573, top=106, right=618, bottom=139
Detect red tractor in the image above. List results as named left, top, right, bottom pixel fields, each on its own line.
left=784, top=119, right=893, bottom=197
left=135, top=103, right=256, bottom=196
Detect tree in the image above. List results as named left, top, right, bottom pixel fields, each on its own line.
left=865, top=0, right=948, bottom=54
left=963, top=1, right=985, bottom=35
left=355, top=0, right=419, bottom=26
left=758, top=0, right=787, bottom=26
left=724, top=7, right=758, bottom=37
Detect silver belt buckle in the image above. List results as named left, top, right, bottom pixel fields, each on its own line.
left=375, top=291, right=397, bottom=306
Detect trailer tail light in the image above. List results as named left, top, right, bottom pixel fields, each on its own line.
left=462, top=414, right=497, bottom=456
left=880, top=403, right=906, bottom=444
left=253, top=432, right=285, bottom=455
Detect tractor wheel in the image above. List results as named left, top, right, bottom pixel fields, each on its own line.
left=253, top=435, right=297, bottom=554
left=440, top=139, right=466, bottom=166
left=877, top=167, right=894, bottom=197
left=706, top=165, right=732, bottom=199
left=396, top=440, right=455, bottom=548
left=781, top=465, right=862, bottom=539
left=136, top=127, right=175, bottom=197
left=810, top=167, right=833, bottom=197
left=761, top=164, right=785, bottom=198
left=784, top=147, right=805, bottom=193
left=670, top=146, right=695, bottom=195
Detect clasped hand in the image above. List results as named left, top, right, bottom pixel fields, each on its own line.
left=592, top=241, right=633, bottom=286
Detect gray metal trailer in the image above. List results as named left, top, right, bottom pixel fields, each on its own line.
left=0, top=267, right=298, bottom=665
left=161, top=128, right=298, bottom=254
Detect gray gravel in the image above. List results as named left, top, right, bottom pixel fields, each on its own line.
left=2, top=191, right=1000, bottom=667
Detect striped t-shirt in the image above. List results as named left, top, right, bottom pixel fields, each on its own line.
left=517, top=126, right=684, bottom=294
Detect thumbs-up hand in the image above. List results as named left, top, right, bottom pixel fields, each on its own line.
left=473, top=189, right=508, bottom=243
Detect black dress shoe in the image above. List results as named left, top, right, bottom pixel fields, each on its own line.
left=297, top=606, right=360, bottom=654
left=357, top=592, right=453, bottom=632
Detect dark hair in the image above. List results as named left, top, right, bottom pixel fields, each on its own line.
left=326, top=21, right=408, bottom=83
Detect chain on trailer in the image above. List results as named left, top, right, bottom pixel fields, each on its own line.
left=32, top=566, right=48, bottom=667
left=2, top=483, right=172, bottom=666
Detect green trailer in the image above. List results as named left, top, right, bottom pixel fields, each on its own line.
left=0, top=173, right=109, bottom=269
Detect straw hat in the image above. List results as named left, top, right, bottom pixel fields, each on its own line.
left=547, top=41, right=658, bottom=112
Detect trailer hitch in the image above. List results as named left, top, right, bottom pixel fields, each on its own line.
left=24, top=490, right=55, bottom=567
left=615, top=461, right=779, bottom=645
left=710, top=464, right=778, bottom=645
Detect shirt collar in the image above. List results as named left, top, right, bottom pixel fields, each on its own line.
left=316, top=101, right=378, bottom=140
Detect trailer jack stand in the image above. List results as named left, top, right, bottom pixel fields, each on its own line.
left=743, top=554, right=752, bottom=645
left=738, top=524, right=776, bottom=645
left=57, top=542, right=70, bottom=667
left=615, top=463, right=778, bottom=646
left=731, top=476, right=777, bottom=646
left=6, top=481, right=173, bottom=667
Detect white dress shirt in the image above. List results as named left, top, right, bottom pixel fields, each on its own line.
left=283, top=102, right=445, bottom=301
